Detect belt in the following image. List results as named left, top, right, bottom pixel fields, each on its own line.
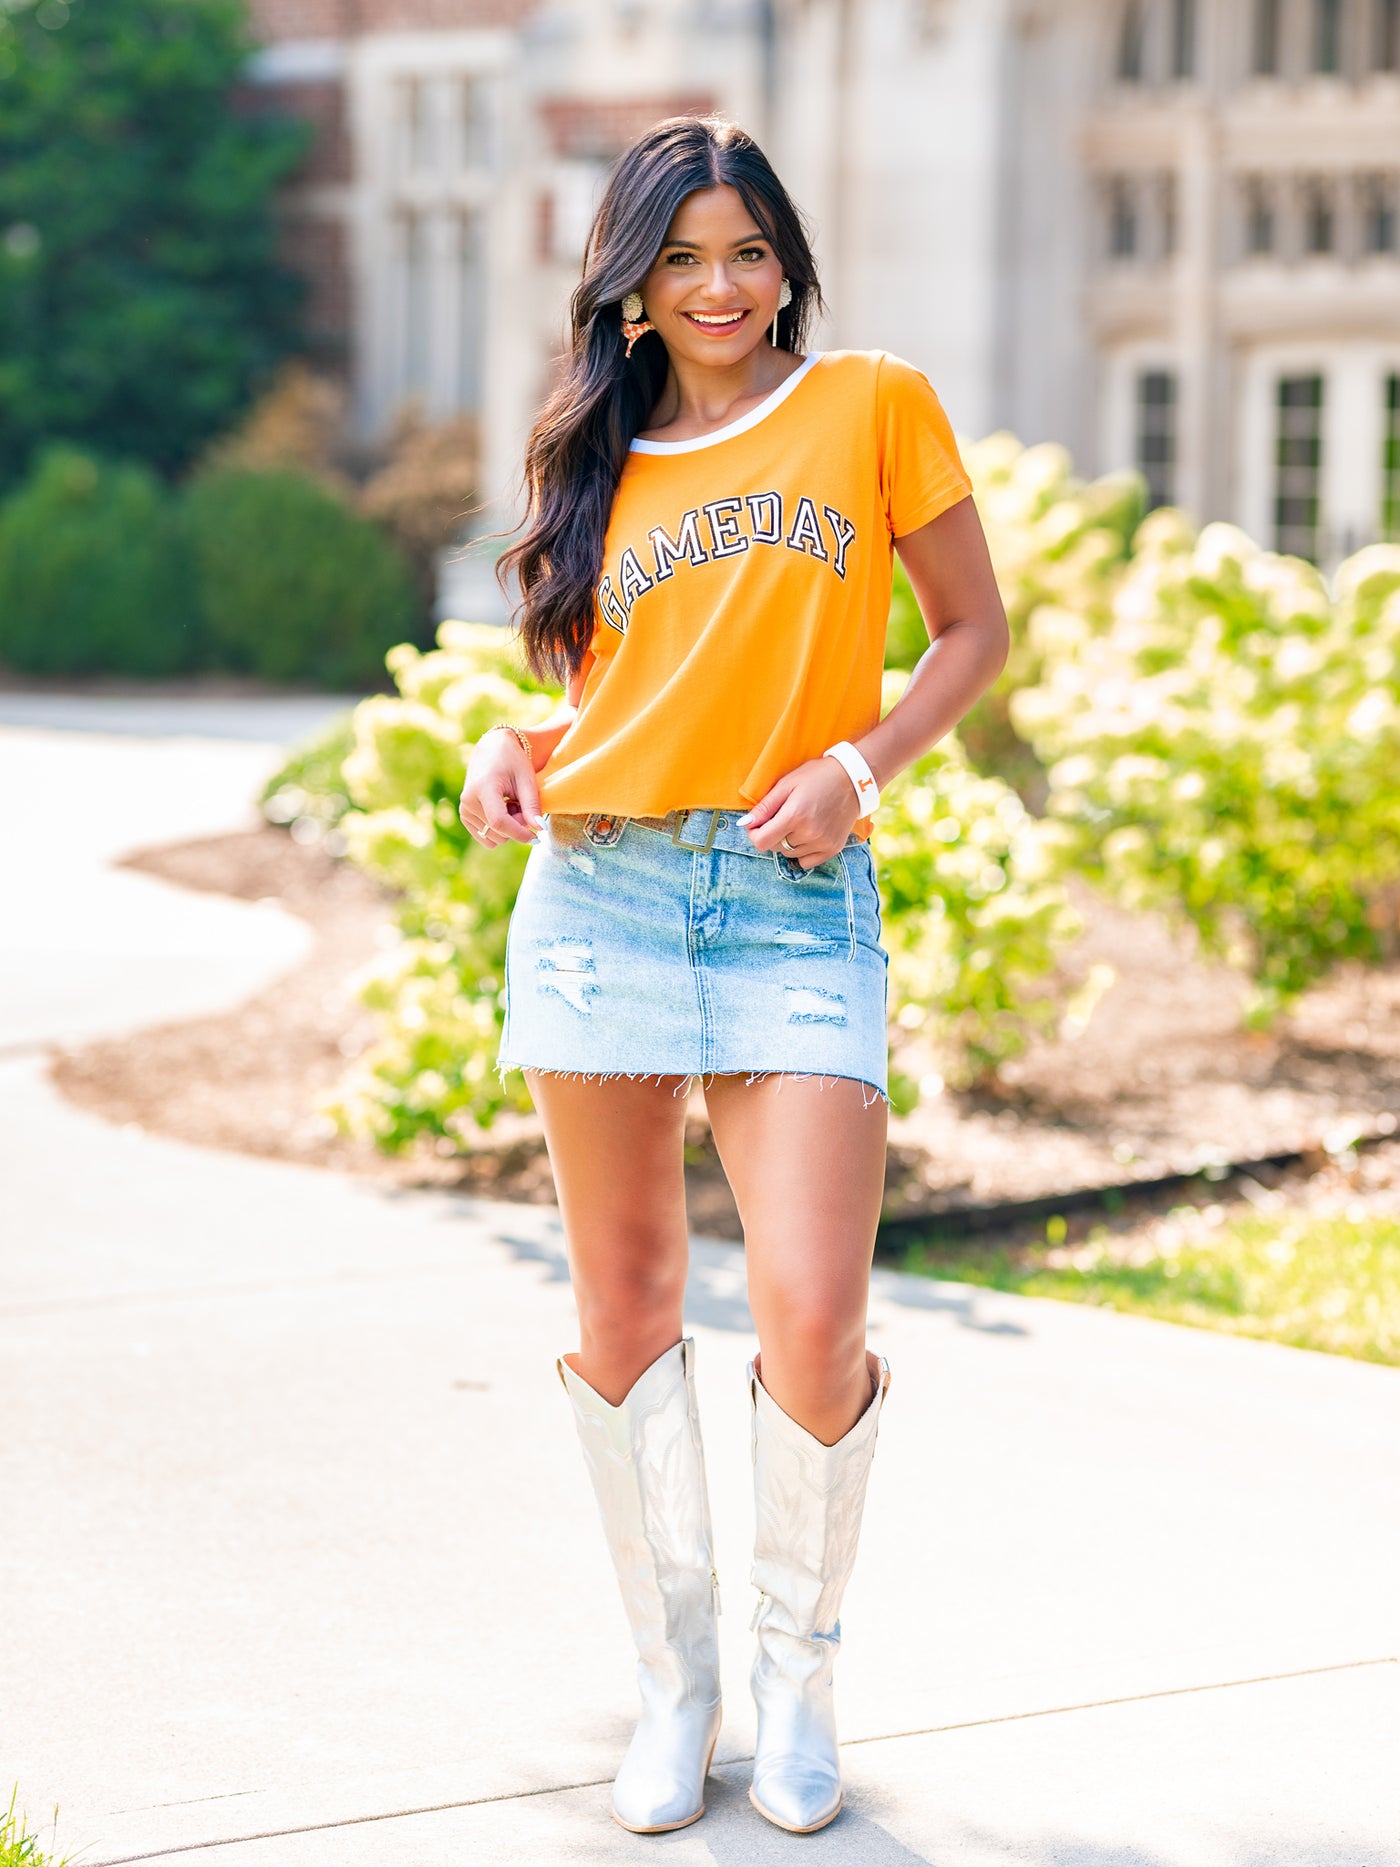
left=549, top=807, right=861, bottom=861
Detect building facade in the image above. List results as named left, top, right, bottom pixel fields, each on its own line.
left=246, top=0, right=1400, bottom=581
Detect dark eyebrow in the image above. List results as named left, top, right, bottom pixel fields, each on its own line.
left=660, top=232, right=770, bottom=251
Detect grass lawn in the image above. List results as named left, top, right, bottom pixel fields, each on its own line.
left=903, top=1201, right=1400, bottom=1367
left=1, top=1789, right=71, bottom=1867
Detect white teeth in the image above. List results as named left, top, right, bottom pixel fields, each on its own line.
left=688, top=311, right=745, bottom=325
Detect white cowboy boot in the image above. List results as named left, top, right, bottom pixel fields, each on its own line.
left=557, top=1337, right=723, bottom=1833
left=746, top=1349, right=891, bottom=1833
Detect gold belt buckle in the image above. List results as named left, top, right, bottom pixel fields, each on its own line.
left=671, top=808, right=719, bottom=853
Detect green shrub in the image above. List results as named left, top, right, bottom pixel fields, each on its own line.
left=872, top=669, right=1083, bottom=1102
left=886, top=435, right=1144, bottom=800
left=1012, top=521, right=1400, bottom=1021
left=259, top=708, right=357, bottom=841
left=0, top=444, right=194, bottom=674
left=185, top=467, right=421, bottom=688
left=320, top=622, right=563, bottom=1148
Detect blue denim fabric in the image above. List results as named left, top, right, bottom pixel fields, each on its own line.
left=496, top=807, right=890, bottom=1107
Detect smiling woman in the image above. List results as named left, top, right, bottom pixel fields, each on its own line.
left=636, top=199, right=790, bottom=371
left=456, top=113, right=1008, bottom=1843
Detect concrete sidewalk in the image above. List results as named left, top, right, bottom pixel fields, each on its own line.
left=2, top=707, right=1399, bottom=1866
left=0, top=709, right=347, bottom=1053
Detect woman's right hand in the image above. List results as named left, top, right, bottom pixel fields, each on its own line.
left=459, top=729, right=546, bottom=847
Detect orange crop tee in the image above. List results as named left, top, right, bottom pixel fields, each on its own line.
left=533, top=347, right=974, bottom=843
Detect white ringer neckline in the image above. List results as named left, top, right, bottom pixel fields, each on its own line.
left=628, top=350, right=825, bottom=455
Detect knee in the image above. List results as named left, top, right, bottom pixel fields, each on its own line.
left=575, top=1255, right=686, bottom=1354
left=762, top=1301, right=865, bottom=1384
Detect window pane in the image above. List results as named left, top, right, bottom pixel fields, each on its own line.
left=458, top=212, right=485, bottom=414
left=1313, top=0, right=1342, bottom=72
left=1378, top=0, right=1400, bottom=70
left=459, top=76, right=491, bottom=170
left=1383, top=376, right=1400, bottom=542
left=1274, top=375, right=1325, bottom=561
left=1361, top=175, right=1398, bottom=253
left=1136, top=370, right=1177, bottom=509
left=1245, top=176, right=1276, bottom=253
left=1172, top=0, right=1196, bottom=76
left=394, top=79, right=416, bottom=179
left=411, top=78, right=437, bottom=173
left=1254, top=0, right=1281, bottom=73
left=402, top=215, right=430, bottom=401
left=1303, top=178, right=1336, bottom=252
left=1109, top=177, right=1138, bottom=256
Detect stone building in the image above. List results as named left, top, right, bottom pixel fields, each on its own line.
left=246, top=0, right=1400, bottom=579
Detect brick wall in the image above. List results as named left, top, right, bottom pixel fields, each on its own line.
left=539, top=93, right=718, bottom=160
left=245, top=0, right=349, bottom=43
left=236, top=77, right=351, bottom=188
left=278, top=212, right=352, bottom=365
left=246, top=0, right=535, bottom=42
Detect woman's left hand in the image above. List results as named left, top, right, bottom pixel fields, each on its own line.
left=737, top=758, right=860, bottom=867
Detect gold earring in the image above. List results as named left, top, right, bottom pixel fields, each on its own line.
left=620, top=291, right=655, bottom=359
left=771, top=277, right=793, bottom=346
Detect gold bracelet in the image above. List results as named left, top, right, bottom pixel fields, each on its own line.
left=482, top=721, right=533, bottom=764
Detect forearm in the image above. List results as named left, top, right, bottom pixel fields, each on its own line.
left=853, top=617, right=1008, bottom=791
left=524, top=703, right=578, bottom=772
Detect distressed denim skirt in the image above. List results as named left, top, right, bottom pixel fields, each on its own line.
left=495, top=806, right=890, bottom=1107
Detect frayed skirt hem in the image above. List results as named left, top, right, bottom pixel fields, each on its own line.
left=494, top=1059, right=890, bottom=1111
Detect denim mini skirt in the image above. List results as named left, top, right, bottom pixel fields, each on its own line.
left=495, top=806, right=890, bottom=1107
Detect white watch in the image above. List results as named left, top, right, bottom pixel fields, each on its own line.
left=823, top=740, right=880, bottom=812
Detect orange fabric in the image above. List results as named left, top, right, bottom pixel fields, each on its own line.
left=534, top=348, right=974, bottom=842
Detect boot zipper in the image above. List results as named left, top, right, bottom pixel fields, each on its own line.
left=749, top=1589, right=767, bottom=1632
left=711, top=1567, right=722, bottom=1616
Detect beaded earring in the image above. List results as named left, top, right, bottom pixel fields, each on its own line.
left=620, top=291, right=655, bottom=359
left=771, top=276, right=793, bottom=346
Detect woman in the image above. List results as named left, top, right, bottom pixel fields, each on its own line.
left=458, top=115, right=1008, bottom=1835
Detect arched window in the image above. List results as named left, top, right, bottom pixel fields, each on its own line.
left=1253, top=0, right=1281, bottom=74
left=1118, top=0, right=1148, bottom=81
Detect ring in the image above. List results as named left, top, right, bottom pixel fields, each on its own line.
left=780, top=837, right=796, bottom=852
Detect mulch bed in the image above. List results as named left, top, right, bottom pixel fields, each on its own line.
left=49, top=825, right=1400, bottom=1243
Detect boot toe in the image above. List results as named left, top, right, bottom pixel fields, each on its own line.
left=612, top=1768, right=706, bottom=1833
left=749, top=1763, right=843, bottom=1833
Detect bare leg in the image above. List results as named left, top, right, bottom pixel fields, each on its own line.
left=525, top=1070, right=694, bottom=1404
left=532, top=1069, right=722, bottom=1834
left=702, top=1073, right=887, bottom=1444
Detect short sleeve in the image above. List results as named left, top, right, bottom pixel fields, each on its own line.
left=876, top=352, right=974, bottom=537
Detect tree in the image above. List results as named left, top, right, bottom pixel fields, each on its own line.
left=0, top=0, right=311, bottom=491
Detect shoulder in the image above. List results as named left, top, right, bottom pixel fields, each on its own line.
left=815, top=348, right=946, bottom=406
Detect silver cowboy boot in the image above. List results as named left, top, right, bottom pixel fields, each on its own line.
left=746, top=1349, right=891, bottom=1833
left=557, top=1336, right=723, bottom=1833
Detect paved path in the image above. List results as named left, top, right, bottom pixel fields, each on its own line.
left=0, top=694, right=357, bottom=1052
left=2, top=705, right=1398, bottom=1866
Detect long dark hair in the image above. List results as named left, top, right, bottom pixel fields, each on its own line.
left=495, top=114, right=825, bottom=685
